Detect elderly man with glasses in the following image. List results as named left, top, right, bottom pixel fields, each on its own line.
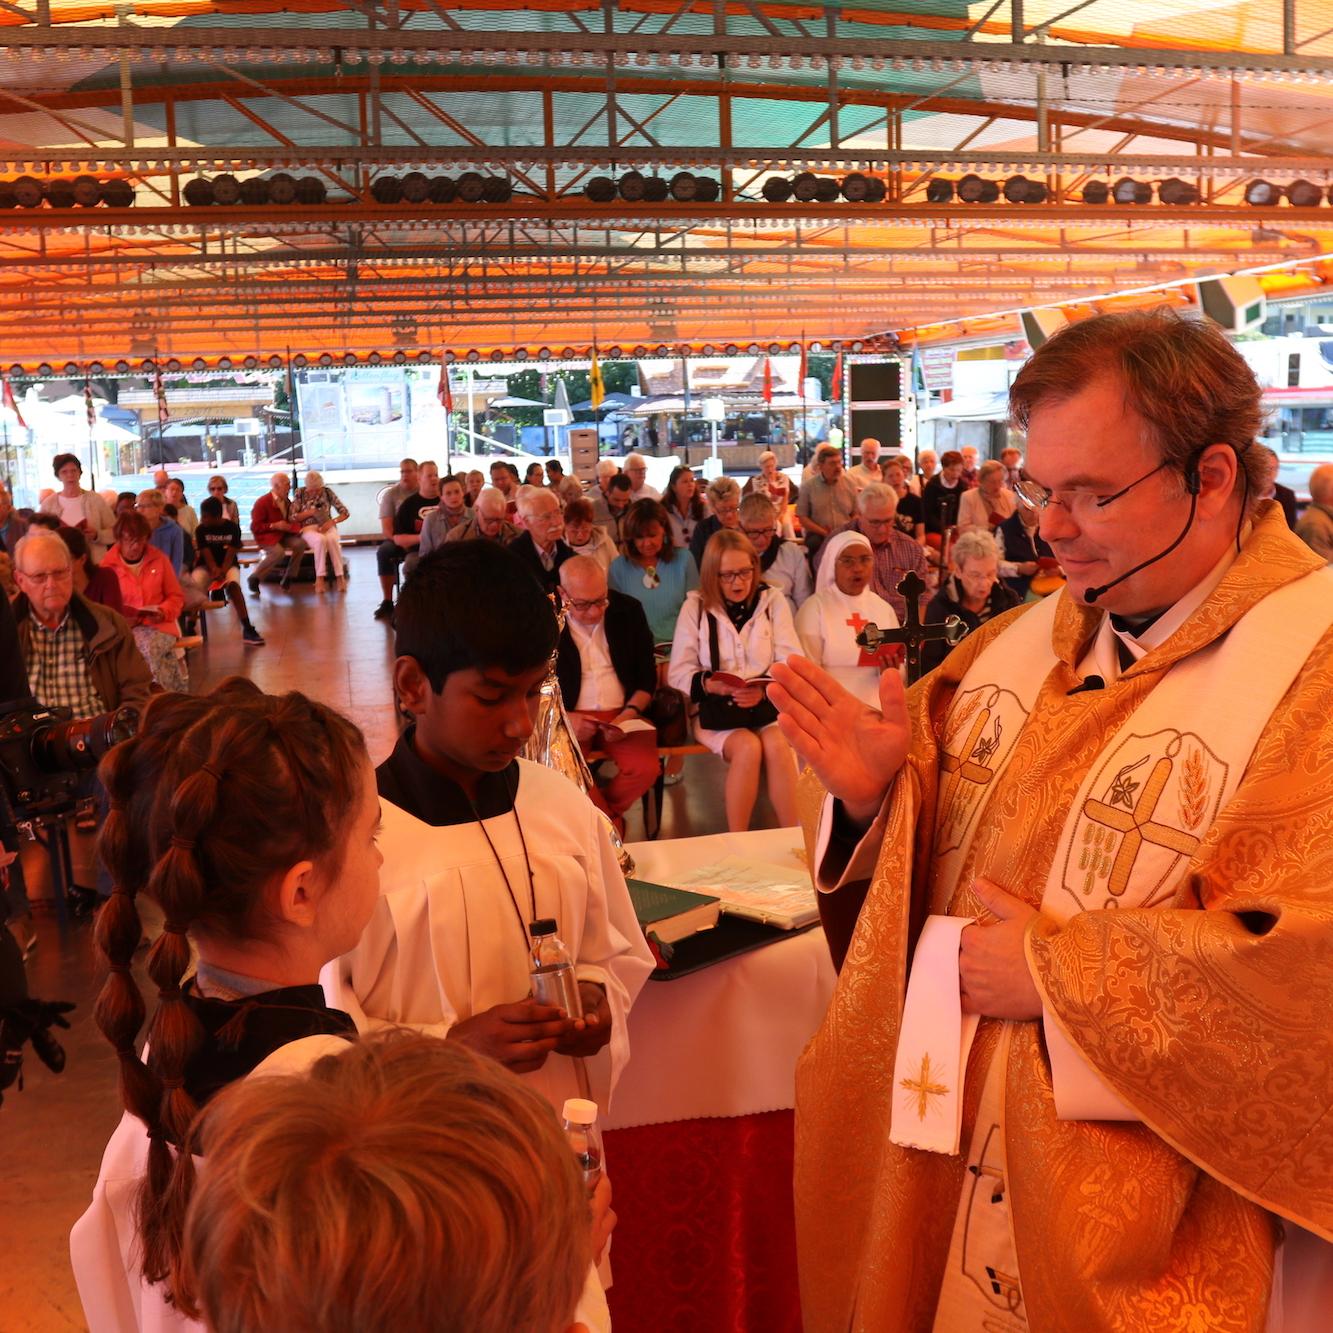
left=556, top=555, right=660, bottom=835
left=12, top=530, right=151, bottom=914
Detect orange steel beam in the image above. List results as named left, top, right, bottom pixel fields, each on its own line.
left=0, top=0, right=1301, bottom=55
left=22, top=73, right=1272, bottom=159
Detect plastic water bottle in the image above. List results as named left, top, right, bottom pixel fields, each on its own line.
left=562, top=1098, right=603, bottom=1192
left=529, top=918, right=583, bottom=1018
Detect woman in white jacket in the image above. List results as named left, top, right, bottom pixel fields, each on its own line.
left=795, top=528, right=902, bottom=709
left=668, top=528, right=802, bottom=831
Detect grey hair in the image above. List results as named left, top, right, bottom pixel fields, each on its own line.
left=951, top=529, right=1000, bottom=567
left=738, top=492, right=777, bottom=523
left=856, top=482, right=899, bottom=516
left=706, top=476, right=741, bottom=504
left=14, top=529, right=73, bottom=571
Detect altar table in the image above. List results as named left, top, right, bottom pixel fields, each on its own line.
left=605, top=828, right=837, bottom=1333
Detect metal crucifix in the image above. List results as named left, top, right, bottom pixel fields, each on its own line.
left=854, top=570, right=967, bottom=685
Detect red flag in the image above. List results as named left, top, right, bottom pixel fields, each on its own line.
left=84, top=374, right=96, bottom=432
left=831, top=350, right=843, bottom=401
left=762, top=356, right=773, bottom=404
left=797, top=341, right=808, bottom=386
left=1, top=372, right=25, bottom=429
left=438, top=357, right=453, bottom=412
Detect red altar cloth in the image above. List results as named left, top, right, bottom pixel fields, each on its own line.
left=604, top=1110, right=802, bottom=1333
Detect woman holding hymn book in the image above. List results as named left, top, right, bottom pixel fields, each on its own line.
left=668, top=528, right=802, bottom=831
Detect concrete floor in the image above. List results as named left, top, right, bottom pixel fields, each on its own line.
left=1, top=545, right=778, bottom=1332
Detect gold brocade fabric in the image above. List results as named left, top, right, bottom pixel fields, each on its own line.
left=793, top=505, right=1333, bottom=1332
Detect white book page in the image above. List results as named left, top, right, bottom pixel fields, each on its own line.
left=670, top=854, right=818, bottom=929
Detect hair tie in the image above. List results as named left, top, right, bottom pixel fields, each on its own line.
left=201, top=762, right=223, bottom=782
left=108, top=962, right=132, bottom=976
left=170, top=834, right=195, bottom=852
left=160, top=1075, right=185, bottom=1091
left=163, top=919, right=189, bottom=936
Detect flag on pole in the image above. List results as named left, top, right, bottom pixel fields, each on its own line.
left=2, top=372, right=26, bottom=429
left=437, top=357, right=453, bottom=412
left=153, top=363, right=169, bottom=429
left=589, top=347, right=605, bottom=410
left=762, top=356, right=774, bottom=404
left=797, top=340, right=808, bottom=387
left=84, top=374, right=96, bottom=431
left=831, top=350, right=844, bottom=401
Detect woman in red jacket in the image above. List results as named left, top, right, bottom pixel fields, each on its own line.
left=100, top=510, right=188, bottom=691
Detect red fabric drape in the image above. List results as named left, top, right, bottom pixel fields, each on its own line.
left=604, top=1111, right=802, bottom=1333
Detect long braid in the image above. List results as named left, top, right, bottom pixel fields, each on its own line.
left=89, top=677, right=366, bottom=1308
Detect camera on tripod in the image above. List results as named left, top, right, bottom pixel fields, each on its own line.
left=0, top=699, right=139, bottom=855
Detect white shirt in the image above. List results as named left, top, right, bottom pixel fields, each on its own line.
left=569, top=617, right=626, bottom=712
left=56, top=493, right=87, bottom=526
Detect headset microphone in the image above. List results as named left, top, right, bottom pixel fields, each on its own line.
left=1084, top=467, right=1201, bottom=605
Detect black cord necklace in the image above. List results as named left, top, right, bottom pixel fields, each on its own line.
left=465, top=765, right=540, bottom=955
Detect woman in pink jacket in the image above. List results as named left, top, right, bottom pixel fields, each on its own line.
left=100, top=510, right=188, bottom=691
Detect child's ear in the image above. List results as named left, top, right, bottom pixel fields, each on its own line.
left=392, top=656, right=431, bottom=716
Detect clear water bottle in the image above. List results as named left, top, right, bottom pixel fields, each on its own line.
left=562, top=1097, right=603, bottom=1193
left=529, top=918, right=583, bottom=1018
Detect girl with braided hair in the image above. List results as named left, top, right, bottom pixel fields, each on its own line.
left=70, top=678, right=382, bottom=1331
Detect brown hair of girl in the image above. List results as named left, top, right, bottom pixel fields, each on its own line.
left=92, top=677, right=366, bottom=1311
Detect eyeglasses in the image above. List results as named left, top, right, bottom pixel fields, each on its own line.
left=18, top=568, right=72, bottom=583
left=1014, top=461, right=1169, bottom=517
left=741, top=526, right=775, bottom=540
left=719, top=569, right=753, bottom=583
left=565, top=596, right=609, bottom=611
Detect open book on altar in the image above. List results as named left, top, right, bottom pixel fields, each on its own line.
left=669, top=854, right=820, bottom=931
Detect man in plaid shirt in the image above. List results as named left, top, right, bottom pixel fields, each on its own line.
left=12, top=531, right=150, bottom=715
left=10, top=531, right=150, bottom=915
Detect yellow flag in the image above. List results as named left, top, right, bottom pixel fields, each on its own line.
left=589, top=348, right=605, bottom=410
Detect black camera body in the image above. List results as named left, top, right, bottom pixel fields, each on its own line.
left=0, top=699, right=139, bottom=851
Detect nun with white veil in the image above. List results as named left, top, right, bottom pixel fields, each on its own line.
left=794, top=527, right=902, bottom=709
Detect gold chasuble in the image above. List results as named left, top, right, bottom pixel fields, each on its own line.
left=793, top=504, right=1333, bottom=1332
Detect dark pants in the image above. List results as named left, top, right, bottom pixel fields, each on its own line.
left=376, top=540, right=406, bottom=580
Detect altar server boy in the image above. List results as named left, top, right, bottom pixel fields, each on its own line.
left=323, top=541, right=653, bottom=1118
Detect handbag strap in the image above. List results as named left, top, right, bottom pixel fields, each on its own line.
left=707, top=604, right=722, bottom=673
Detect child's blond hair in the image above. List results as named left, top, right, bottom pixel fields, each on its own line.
left=182, top=1031, right=590, bottom=1333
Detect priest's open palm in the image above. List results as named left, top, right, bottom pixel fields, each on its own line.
left=768, top=656, right=911, bottom=825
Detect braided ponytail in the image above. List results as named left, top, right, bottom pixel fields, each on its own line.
left=91, top=677, right=366, bottom=1308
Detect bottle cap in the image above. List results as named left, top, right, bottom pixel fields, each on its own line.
left=530, top=917, right=557, bottom=936
left=562, top=1098, right=598, bottom=1126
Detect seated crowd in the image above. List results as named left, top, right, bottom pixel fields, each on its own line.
left=4, top=417, right=1325, bottom=1333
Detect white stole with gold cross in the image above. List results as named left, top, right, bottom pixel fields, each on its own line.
left=890, top=565, right=1333, bottom=1153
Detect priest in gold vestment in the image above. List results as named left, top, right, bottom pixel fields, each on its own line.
left=770, top=310, right=1333, bottom=1333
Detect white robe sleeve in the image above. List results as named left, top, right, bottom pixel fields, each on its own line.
left=571, top=797, right=655, bottom=1105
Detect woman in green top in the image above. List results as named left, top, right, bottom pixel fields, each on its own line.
left=607, top=498, right=699, bottom=645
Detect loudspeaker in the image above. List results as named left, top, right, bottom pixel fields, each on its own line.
left=848, top=361, right=901, bottom=454
left=1020, top=307, right=1069, bottom=348
left=1196, top=275, right=1266, bottom=332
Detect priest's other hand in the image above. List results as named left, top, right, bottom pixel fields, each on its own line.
left=556, top=982, right=613, bottom=1058
left=960, top=878, right=1042, bottom=1021
left=448, top=1000, right=576, bottom=1074
left=768, top=655, right=910, bottom=826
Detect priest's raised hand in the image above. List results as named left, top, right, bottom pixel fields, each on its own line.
left=447, top=1000, right=577, bottom=1075
left=768, top=655, right=911, bottom=826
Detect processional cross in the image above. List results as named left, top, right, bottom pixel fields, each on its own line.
left=854, top=570, right=967, bottom=685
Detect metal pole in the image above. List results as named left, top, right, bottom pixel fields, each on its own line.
left=466, top=364, right=475, bottom=456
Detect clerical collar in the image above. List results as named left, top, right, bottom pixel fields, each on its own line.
left=377, top=725, right=520, bottom=826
